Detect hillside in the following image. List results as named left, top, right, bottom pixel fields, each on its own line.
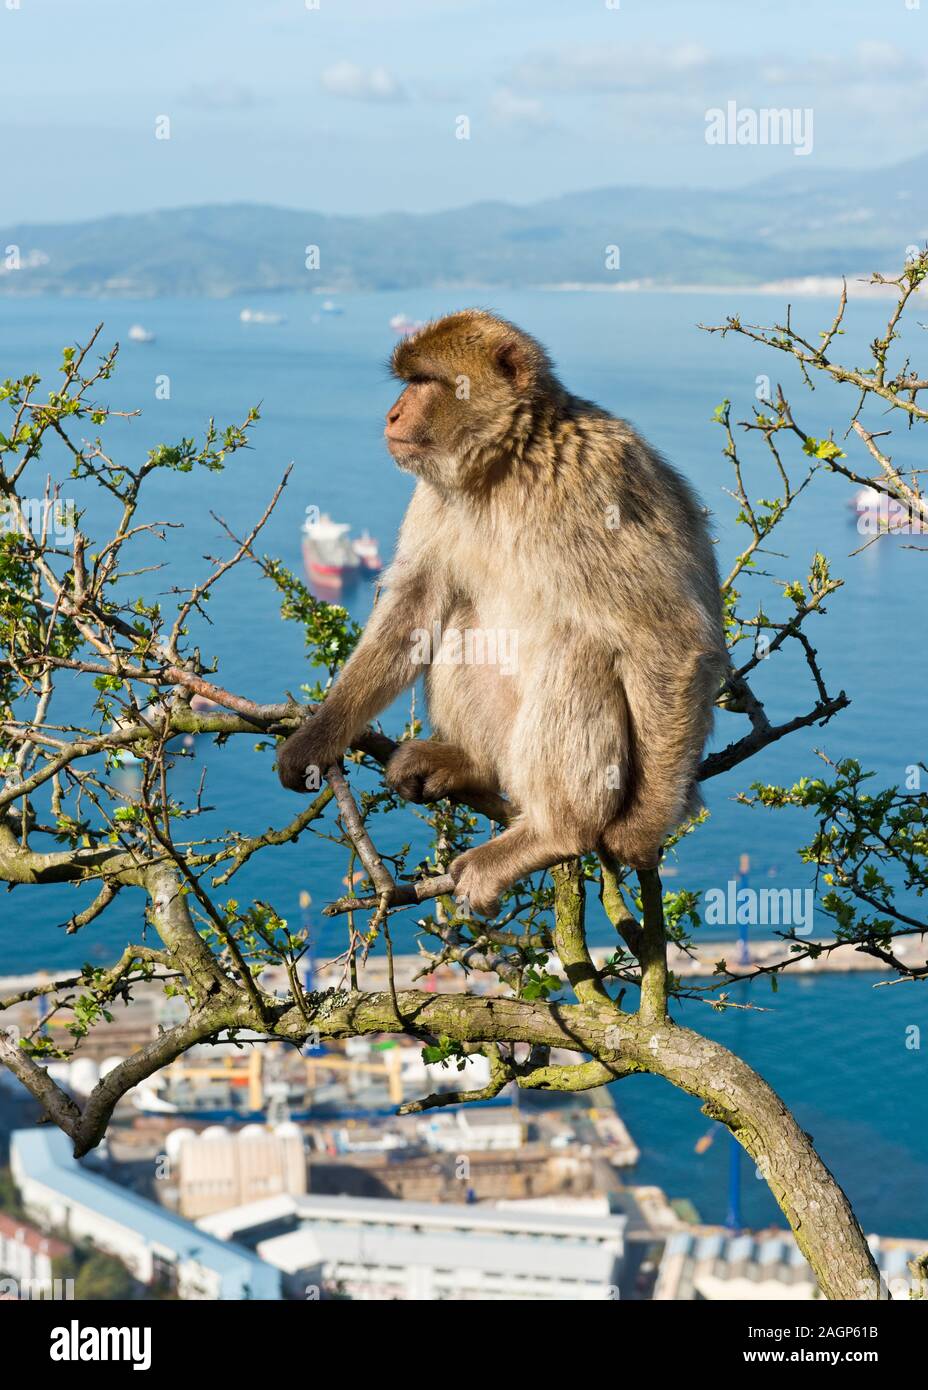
left=2, top=153, right=926, bottom=296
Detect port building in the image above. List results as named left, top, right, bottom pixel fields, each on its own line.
left=10, top=1128, right=281, bottom=1300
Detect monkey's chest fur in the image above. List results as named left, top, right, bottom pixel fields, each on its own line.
left=423, top=524, right=629, bottom=831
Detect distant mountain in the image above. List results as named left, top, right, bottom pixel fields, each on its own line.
left=2, top=154, right=926, bottom=297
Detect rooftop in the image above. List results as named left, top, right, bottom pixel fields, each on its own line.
left=659, top=1228, right=928, bottom=1298
left=0, top=1210, right=72, bottom=1260
left=200, top=1190, right=627, bottom=1245
left=11, top=1128, right=280, bottom=1299
left=292, top=1192, right=627, bottom=1241
left=258, top=1223, right=620, bottom=1289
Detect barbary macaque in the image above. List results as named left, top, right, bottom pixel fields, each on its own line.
left=277, top=311, right=728, bottom=915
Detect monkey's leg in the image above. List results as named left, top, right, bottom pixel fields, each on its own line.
left=448, top=820, right=580, bottom=917
left=385, top=740, right=500, bottom=804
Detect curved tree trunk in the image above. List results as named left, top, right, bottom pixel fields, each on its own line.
left=616, top=1018, right=886, bottom=1299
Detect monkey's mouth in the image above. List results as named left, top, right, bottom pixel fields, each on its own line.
left=385, top=435, right=432, bottom=456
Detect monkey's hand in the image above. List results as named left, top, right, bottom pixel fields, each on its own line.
left=276, top=714, right=345, bottom=794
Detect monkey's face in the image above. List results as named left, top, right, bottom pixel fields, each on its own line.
left=385, top=312, right=545, bottom=489
left=384, top=377, right=446, bottom=471
left=385, top=375, right=495, bottom=481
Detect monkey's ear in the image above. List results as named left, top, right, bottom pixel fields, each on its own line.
left=495, top=339, right=534, bottom=393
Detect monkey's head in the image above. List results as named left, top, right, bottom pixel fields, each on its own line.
left=385, top=310, right=556, bottom=490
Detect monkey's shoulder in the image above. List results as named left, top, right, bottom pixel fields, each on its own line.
left=548, top=412, right=703, bottom=533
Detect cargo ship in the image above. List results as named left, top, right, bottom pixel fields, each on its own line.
left=302, top=512, right=382, bottom=583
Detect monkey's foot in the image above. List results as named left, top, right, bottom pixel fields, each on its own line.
left=385, top=740, right=486, bottom=805
left=448, top=848, right=503, bottom=918
left=449, top=821, right=580, bottom=916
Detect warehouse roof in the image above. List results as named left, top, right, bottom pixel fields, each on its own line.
left=200, top=1190, right=627, bottom=1245
left=11, top=1128, right=280, bottom=1300
left=258, top=1223, right=620, bottom=1289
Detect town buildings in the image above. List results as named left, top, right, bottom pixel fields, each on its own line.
left=10, top=1128, right=281, bottom=1299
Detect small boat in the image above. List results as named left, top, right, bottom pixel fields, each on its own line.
left=352, top=530, right=382, bottom=572
left=390, top=313, right=425, bottom=336
left=240, top=308, right=285, bottom=325
left=127, top=324, right=155, bottom=343
left=302, top=513, right=381, bottom=582
left=850, top=486, right=928, bottom=535
left=320, top=299, right=343, bottom=316
left=190, top=693, right=221, bottom=714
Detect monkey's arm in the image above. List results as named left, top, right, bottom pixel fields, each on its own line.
left=277, top=562, right=438, bottom=792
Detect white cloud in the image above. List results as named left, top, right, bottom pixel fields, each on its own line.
left=510, top=44, right=717, bottom=94
left=179, top=81, right=259, bottom=111
left=854, top=40, right=922, bottom=77
left=321, top=62, right=404, bottom=103
left=511, top=40, right=927, bottom=99
left=762, top=41, right=925, bottom=87
left=489, top=88, right=551, bottom=130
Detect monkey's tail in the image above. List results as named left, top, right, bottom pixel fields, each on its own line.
left=600, top=648, right=721, bottom=868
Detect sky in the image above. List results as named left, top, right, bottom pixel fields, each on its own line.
left=1, top=0, right=926, bottom=224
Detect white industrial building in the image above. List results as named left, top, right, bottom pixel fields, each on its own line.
left=199, top=1192, right=626, bottom=1300
left=10, top=1128, right=281, bottom=1300
left=655, top=1228, right=928, bottom=1301
left=165, top=1123, right=307, bottom=1218
left=417, top=1107, right=525, bottom=1153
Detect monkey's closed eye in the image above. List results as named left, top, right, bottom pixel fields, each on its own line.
left=408, top=374, right=435, bottom=386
